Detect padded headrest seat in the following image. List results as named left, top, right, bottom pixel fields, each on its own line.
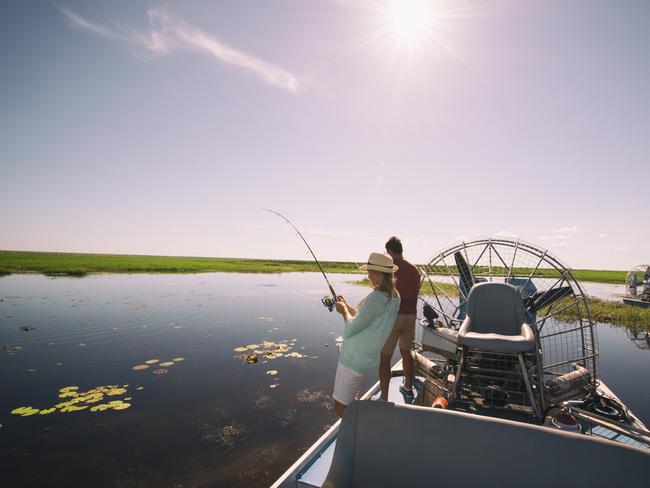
left=458, top=282, right=534, bottom=353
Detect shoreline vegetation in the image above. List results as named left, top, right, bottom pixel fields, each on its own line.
left=1, top=251, right=646, bottom=331
left=0, top=250, right=630, bottom=284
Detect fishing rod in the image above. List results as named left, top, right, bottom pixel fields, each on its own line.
left=263, top=208, right=340, bottom=311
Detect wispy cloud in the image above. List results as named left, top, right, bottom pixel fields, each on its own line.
left=539, top=234, right=572, bottom=241
left=553, top=225, right=579, bottom=234
left=237, top=221, right=376, bottom=238
left=539, top=224, right=579, bottom=244
left=494, top=230, right=518, bottom=239
left=59, top=7, right=299, bottom=92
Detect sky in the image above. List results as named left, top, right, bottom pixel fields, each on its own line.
left=1, top=0, right=648, bottom=270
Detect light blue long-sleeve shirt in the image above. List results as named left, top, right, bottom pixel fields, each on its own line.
left=339, top=290, right=400, bottom=374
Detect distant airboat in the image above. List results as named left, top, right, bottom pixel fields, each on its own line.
left=624, top=264, right=650, bottom=308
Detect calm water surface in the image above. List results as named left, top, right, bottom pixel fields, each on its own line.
left=0, top=273, right=648, bottom=487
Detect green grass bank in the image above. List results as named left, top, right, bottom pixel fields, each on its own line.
left=0, top=250, right=628, bottom=285
left=0, top=251, right=361, bottom=277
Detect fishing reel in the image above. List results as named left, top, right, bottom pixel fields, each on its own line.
left=322, top=296, right=341, bottom=312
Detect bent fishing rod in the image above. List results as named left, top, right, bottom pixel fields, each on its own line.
left=263, top=208, right=340, bottom=311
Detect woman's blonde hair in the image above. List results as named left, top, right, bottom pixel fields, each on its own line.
left=376, top=272, right=396, bottom=297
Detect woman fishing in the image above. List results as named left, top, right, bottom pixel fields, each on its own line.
left=333, top=252, right=401, bottom=417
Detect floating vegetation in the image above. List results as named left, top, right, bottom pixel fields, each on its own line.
left=266, top=370, right=278, bottom=376
left=296, top=389, right=332, bottom=410
left=10, top=384, right=136, bottom=417
left=201, top=422, right=246, bottom=448
left=2, top=345, right=23, bottom=355
left=276, top=408, right=296, bottom=427
left=133, top=357, right=184, bottom=373
left=234, top=339, right=305, bottom=366
left=269, top=384, right=279, bottom=389
left=11, top=406, right=40, bottom=416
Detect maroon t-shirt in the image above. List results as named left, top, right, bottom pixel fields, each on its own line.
left=393, top=257, right=421, bottom=314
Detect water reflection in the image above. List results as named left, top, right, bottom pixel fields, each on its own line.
left=627, top=329, right=650, bottom=350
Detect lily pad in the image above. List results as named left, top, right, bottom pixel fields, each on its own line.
left=144, top=359, right=159, bottom=365
left=266, top=370, right=278, bottom=376
left=159, top=361, right=175, bottom=367
left=132, top=364, right=149, bottom=371
left=233, top=347, right=247, bottom=353
left=106, top=388, right=127, bottom=396
left=245, top=354, right=257, bottom=364
left=172, top=357, right=185, bottom=362
left=111, top=402, right=131, bottom=411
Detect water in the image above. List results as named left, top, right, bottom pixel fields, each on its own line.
left=1, top=273, right=648, bottom=487
left=0, top=273, right=376, bottom=487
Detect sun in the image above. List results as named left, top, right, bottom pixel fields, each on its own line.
left=344, top=0, right=464, bottom=76
left=389, top=0, right=433, bottom=44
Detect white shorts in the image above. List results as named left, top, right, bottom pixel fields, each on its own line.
left=333, top=362, right=364, bottom=405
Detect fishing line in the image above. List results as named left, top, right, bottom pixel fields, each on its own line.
left=262, top=208, right=340, bottom=311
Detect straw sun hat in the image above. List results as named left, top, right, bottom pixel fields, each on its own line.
left=359, top=252, right=398, bottom=274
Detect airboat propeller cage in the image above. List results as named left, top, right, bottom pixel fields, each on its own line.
left=626, top=264, right=650, bottom=297
left=419, top=238, right=599, bottom=388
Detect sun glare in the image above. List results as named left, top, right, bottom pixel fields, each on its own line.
left=345, top=0, right=467, bottom=76
left=389, top=0, right=432, bottom=44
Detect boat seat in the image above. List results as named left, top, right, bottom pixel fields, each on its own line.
left=323, top=400, right=650, bottom=488
left=458, top=282, right=534, bottom=353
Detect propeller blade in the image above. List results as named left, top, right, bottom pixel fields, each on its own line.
left=529, top=286, right=573, bottom=313
left=423, top=302, right=439, bottom=324
left=454, top=251, right=475, bottom=294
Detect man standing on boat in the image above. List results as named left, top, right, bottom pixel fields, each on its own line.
left=379, top=236, right=421, bottom=401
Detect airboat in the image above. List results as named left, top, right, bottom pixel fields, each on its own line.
left=271, top=238, right=650, bottom=488
left=624, top=264, right=650, bottom=308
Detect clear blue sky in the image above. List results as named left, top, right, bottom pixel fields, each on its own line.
left=1, top=1, right=648, bottom=269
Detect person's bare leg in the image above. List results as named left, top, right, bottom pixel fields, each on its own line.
left=400, top=348, right=414, bottom=390
left=379, top=353, right=392, bottom=400
left=334, top=400, right=347, bottom=418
